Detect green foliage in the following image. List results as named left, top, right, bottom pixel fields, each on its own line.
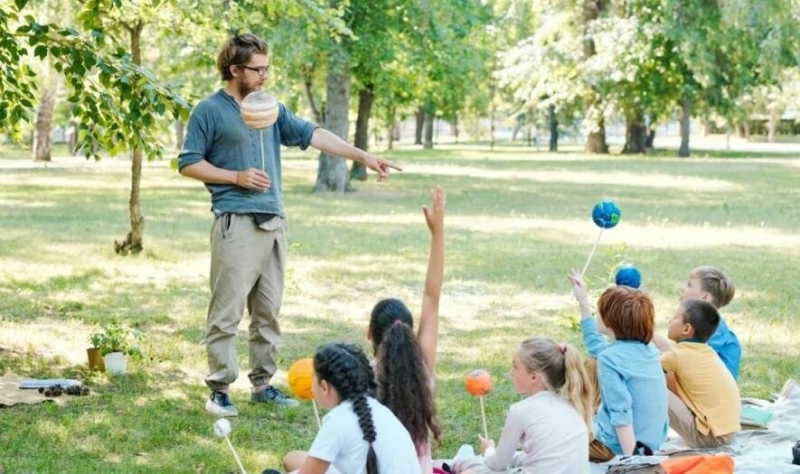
left=89, top=322, right=144, bottom=358
left=496, top=0, right=798, bottom=151
left=1, top=0, right=191, bottom=160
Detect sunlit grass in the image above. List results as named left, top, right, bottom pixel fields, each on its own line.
left=0, top=144, right=798, bottom=472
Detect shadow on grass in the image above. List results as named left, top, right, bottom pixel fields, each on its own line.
left=0, top=353, right=304, bottom=473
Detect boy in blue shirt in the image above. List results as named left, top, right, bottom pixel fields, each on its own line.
left=655, top=266, right=740, bottom=380
left=568, top=270, right=669, bottom=462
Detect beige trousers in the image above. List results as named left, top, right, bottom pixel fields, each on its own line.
left=204, top=213, right=287, bottom=391
left=667, top=391, right=735, bottom=448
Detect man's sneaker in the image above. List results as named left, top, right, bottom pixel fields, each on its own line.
left=251, top=385, right=300, bottom=407
left=205, top=390, right=239, bottom=417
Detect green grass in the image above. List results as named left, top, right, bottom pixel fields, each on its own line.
left=0, top=143, right=799, bottom=473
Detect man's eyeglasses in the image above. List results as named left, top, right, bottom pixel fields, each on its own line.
left=238, top=65, right=271, bottom=77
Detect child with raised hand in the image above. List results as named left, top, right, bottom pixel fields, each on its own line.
left=452, top=337, right=592, bottom=474
left=661, top=299, right=740, bottom=448
left=567, top=269, right=668, bottom=461
left=368, top=186, right=445, bottom=473
left=282, top=343, right=421, bottom=474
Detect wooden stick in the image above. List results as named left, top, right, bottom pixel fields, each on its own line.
left=259, top=129, right=265, bottom=192
left=479, top=396, right=488, bottom=439
left=312, top=399, right=322, bottom=428
left=581, top=228, right=605, bottom=277
left=223, top=434, right=247, bottom=474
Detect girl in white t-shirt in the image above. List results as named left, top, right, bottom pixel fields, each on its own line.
left=283, top=343, right=421, bottom=474
left=452, top=338, right=593, bottom=474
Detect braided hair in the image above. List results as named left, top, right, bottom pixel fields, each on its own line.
left=369, top=298, right=442, bottom=450
left=314, top=343, right=379, bottom=474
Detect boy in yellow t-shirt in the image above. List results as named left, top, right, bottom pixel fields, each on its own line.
left=661, top=299, right=740, bottom=448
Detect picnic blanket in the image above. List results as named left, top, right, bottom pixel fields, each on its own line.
left=0, top=374, right=77, bottom=407
left=592, top=380, right=800, bottom=474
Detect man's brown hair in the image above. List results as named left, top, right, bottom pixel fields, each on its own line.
left=216, top=33, right=270, bottom=82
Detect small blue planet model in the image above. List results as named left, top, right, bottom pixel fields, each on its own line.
left=615, top=264, right=641, bottom=289
left=592, top=200, right=621, bottom=229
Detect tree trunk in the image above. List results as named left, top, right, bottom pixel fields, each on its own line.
left=414, top=106, right=424, bottom=145
left=678, top=95, right=691, bottom=158
left=302, top=65, right=323, bottom=125
left=314, top=45, right=351, bottom=193
left=32, top=79, right=58, bottom=162
left=737, top=123, right=750, bottom=139
left=452, top=115, right=459, bottom=144
left=768, top=107, right=778, bottom=143
left=423, top=108, right=434, bottom=149
left=350, top=85, right=374, bottom=181
left=582, top=0, right=610, bottom=154
left=548, top=104, right=558, bottom=152
left=386, top=106, right=397, bottom=150
left=490, top=104, right=496, bottom=150
left=586, top=115, right=609, bottom=153
left=115, top=20, right=145, bottom=255
left=174, top=121, right=184, bottom=150
left=68, top=120, right=78, bottom=155
left=646, top=127, right=656, bottom=149
left=622, top=108, right=647, bottom=154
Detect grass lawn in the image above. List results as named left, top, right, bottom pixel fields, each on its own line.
left=0, top=143, right=799, bottom=472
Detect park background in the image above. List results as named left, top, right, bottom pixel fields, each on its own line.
left=1, top=0, right=799, bottom=472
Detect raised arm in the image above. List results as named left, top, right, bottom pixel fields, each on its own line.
left=417, top=187, right=445, bottom=372
left=567, top=269, right=593, bottom=320
left=310, top=128, right=402, bottom=182
left=568, top=269, right=608, bottom=357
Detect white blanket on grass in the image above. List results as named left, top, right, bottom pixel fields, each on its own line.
left=591, top=380, right=800, bottom=474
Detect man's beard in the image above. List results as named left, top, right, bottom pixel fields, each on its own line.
left=237, top=81, right=260, bottom=98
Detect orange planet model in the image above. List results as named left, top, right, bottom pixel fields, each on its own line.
left=464, top=369, right=493, bottom=396
left=288, top=358, right=314, bottom=400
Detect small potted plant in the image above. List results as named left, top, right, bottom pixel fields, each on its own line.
left=88, top=323, right=143, bottom=374
left=87, top=333, right=106, bottom=372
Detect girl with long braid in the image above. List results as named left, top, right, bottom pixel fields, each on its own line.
left=283, top=343, right=421, bottom=474
left=368, top=186, right=445, bottom=473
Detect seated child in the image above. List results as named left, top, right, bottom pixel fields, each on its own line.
left=452, top=337, right=592, bottom=474
left=682, top=266, right=739, bottom=379
left=282, top=343, right=421, bottom=474
left=661, top=299, right=740, bottom=448
left=369, top=186, right=445, bottom=473
left=568, top=270, right=668, bottom=461
left=655, top=266, right=740, bottom=379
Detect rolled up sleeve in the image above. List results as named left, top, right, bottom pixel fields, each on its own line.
left=598, top=355, right=633, bottom=427
left=178, top=106, right=214, bottom=171
left=277, top=103, right=318, bottom=150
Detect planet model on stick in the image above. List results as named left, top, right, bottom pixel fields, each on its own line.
left=213, top=419, right=246, bottom=474
left=615, top=264, right=642, bottom=289
left=287, top=358, right=314, bottom=401
left=288, top=357, right=322, bottom=427
left=465, top=369, right=493, bottom=439
left=591, top=200, right=621, bottom=229
left=582, top=199, right=622, bottom=276
left=241, top=91, right=279, bottom=129
left=464, top=369, right=493, bottom=397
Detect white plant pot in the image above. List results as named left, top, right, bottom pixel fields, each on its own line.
left=103, top=352, right=128, bottom=374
